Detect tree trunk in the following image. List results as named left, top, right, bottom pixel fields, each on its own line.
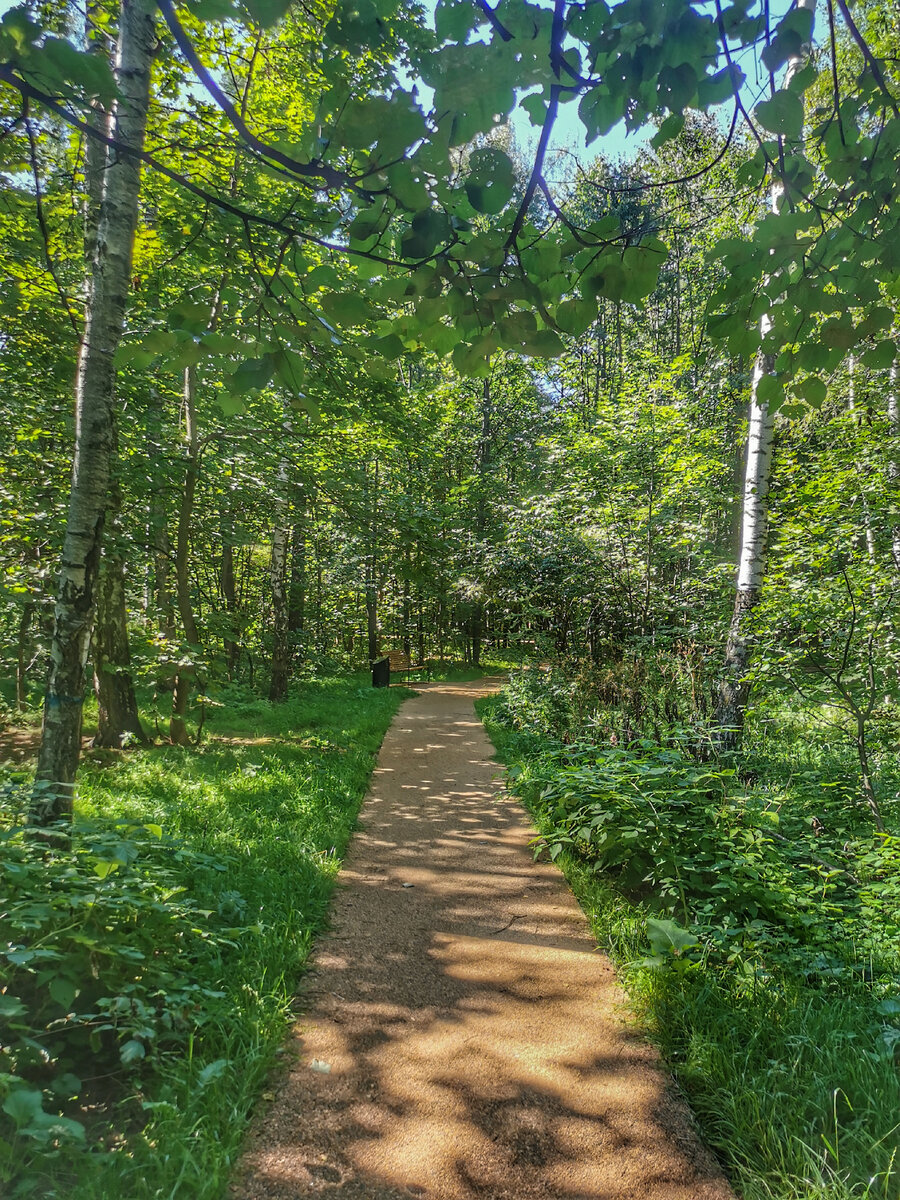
left=16, top=602, right=33, bottom=713
left=170, top=364, right=201, bottom=745
left=33, top=0, right=155, bottom=821
left=472, top=377, right=492, bottom=669
left=269, top=407, right=295, bottom=701
left=715, top=0, right=814, bottom=748
left=220, top=483, right=238, bottom=678
left=888, top=360, right=900, bottom=569
left=288, top=498, right=306, bottom=665
left=848, top=355, right=878, bottom=560
left=268, top=520, right=291, bottom=703
left=365, top=461, right=379, bottom=663
left=147, top=387, right=176, bottom=640
left=93, top=556, right=148, bottom=746
left=269, top=521, right=291, bottom=701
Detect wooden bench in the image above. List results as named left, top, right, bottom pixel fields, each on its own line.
left=387, top=650, right=430, bottom=684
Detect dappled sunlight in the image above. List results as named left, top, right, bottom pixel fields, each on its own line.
left=236, top=681, right=732, bottom=1200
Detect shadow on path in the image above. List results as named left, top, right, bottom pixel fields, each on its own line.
left=232, top=680, right=734, bottom=1200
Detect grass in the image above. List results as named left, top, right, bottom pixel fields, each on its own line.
left=477, top=697, right=900, bottom=1200
left=1, top=674, right=413, bottom=1200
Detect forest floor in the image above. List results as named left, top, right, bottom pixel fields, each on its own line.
left=233, top=678, right=733, bottom=1200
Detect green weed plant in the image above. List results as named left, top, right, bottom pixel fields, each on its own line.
left=1, top=676, right=410, bottom=1198
left=480, top=670, right=900, bottom=1200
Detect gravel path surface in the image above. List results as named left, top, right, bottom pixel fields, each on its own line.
left=232, top=678, right=734, bottom=1200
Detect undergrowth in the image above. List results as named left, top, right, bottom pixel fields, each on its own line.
left=478, top=667, right=900, bottom=1200
left=1, top=675, right=411, bottom=1199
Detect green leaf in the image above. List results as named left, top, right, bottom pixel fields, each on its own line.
left=240, top=0, right=293, bottom=26
left=657, top=63, right=697, bottom=113
left=650, top=113, right=684, bottom=150
left=796, top=375, right=826, bottom=407
left=186, top=0, right=237, bottom=18
left=0, top=994, right=25, bottom=1019
left=226, top=356, right=273, bottom=396
left=756, top=372, right=784, bottom=408
left=435, top=0, right=475, bottom=42
left=755, top=90, right=804, bottom=139
left=646, top=918, right=699, bottom=958
left=761, top=6, right=814, bottom=73
left=860, top=340, right=897, bottom=371
left=167, top=300, right=212, bottom=335
left=2, top=1088, right=43, bottom=1127
left=464, top=146, right=515, bottom=216
left=120, top=1039, right=146, bottom=1065
left=197, top=1058, right=229, bottom=1088
left=520, top=91, right=547, bottom=127
left=579, top=87, right=622, bottom=143
left=49, top=975, right=76, bottom=1011
left=320, top=291, right=377, bottom=327
left=401, top=209, right=452, bottom=260
left=697, top=64, right=743, bottom=108
left=521, top=329, right=564, bottom=358
left=555, top=298, right=597, bottom=336
left=39, top=37, right=116, bottom=101
left=452, top=333, right=497, bottom=377
left=51, top=1073, right=81, bottom=1099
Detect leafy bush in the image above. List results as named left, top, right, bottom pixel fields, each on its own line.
left=490, top=671, right=900, bottom=984
left=480, top=686, right=900, bottom=1200
left=0, top=782, right=245, bottom=1172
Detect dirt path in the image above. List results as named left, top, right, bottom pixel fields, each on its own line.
left=233, top=679, right=734, bottom=1200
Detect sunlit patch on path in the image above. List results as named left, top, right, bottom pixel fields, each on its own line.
left=233, top=679, right=734, bottom=1200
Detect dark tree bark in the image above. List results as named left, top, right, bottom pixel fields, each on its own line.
left=268, top=408, right=295, bottom=702
left=92, top=556, right=147, bottom=746
left=471, top=377, right=492, bottom=669
left=365, top=461, right=379, bottom=663
left=288, top=501, right=306, bottom=662
left=268, top=523, right=291, bottom=701
left=33, top=0, right=155, bottom=821
left=16, top=602, right=33, bottom=713
left=220, top=492, right=238, bottom=678
left=170, top=365, right=201, bottom=745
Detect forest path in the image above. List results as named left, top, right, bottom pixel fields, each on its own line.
left=232, top=679, right=734, bottom=1200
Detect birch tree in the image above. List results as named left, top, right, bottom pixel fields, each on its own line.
left=33, top=0, right=156, bottom=819
left=715, top=0, right=816, bottom=747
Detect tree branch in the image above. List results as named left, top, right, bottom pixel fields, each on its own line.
left=24, top=117, right=79, bottom=334
left=474, top=0, right=512, bottom=42
left=157, top=0, right=371, bottom=195
left=0, top=65, right=417, bottom=269
left=833, top=0, right=900, bottom=118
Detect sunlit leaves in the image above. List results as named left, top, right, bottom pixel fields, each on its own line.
left=320, top=291, right=377, bottom=326
left=760, top=4, right=814, bottom=73
left=755, top=90, right=804, bottom=139
left=240, top=0, right=293, bottom=26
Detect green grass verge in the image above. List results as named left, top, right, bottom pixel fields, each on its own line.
left=2, top=675, right=412, bottom=1200
left=477, top=697, right=900, bottom=1200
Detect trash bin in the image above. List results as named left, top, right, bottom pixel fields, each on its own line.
left=371, top=656, right=390, bottom=688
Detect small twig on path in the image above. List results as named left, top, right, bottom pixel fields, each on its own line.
left=490, top=914, right=526, bottom=935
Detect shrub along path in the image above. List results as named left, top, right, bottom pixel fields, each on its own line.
left=233, top=679, right=733, bottom=1200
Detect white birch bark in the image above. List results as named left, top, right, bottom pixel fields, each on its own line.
left=717, top=0, right=815, bottom=744
left=34, top=0, right=155, bottom=819
left=888, top=359, right=900, bottom=570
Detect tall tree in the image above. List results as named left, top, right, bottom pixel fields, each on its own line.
left=715, top=0, right=817, bottom=747
left=33, top=0, right=156, bottom=819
